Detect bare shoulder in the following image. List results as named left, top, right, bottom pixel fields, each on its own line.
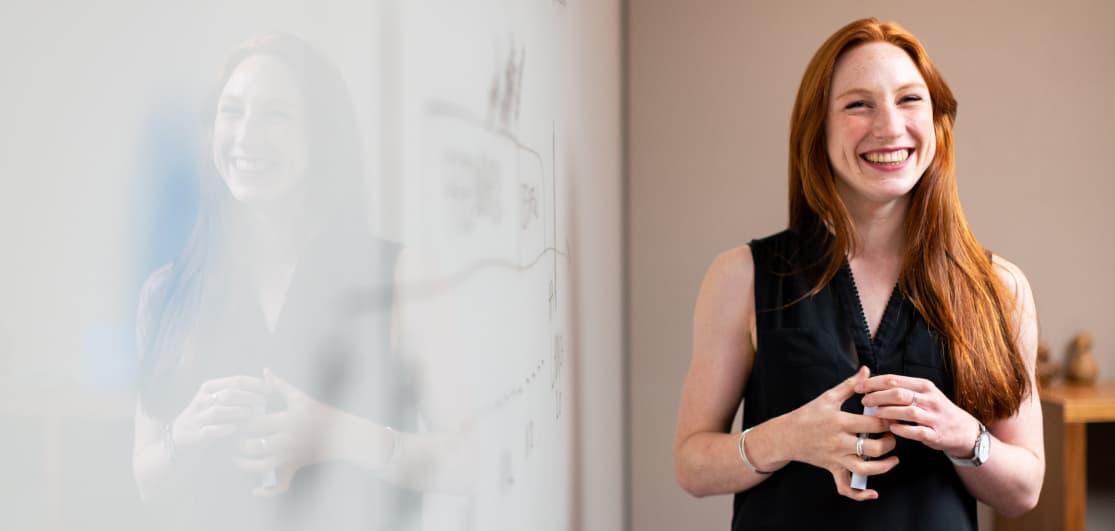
left=694, top=245, right=756, bottom=340
left=989, top=253, right=1034, bottom=304
left=989, top=253, right=1039, bottom=364
left=702, top=245, right=755, bottom=294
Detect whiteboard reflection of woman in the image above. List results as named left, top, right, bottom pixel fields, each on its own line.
left=131, top=33, right=417, bottom=531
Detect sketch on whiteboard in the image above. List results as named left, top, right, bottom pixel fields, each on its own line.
left=389, top=4, right=577, bottom=527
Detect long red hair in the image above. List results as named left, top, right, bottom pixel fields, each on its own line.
left=788, top=18, right=1028, bottom=422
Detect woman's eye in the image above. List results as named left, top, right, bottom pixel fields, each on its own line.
left=844, top=100, right=867, bottom=110
left=900, top=95, right=923, bottom=103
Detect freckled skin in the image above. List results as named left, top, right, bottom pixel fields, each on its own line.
left=826, top=42, right=936, bottom=211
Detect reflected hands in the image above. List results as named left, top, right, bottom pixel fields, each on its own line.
left=171, top=375, right=268, bottom=453
left=786, top=366, right=899, bottom=501
left=233, top=369, right=335, bottom=496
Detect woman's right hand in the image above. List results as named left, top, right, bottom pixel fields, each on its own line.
left=171, top=375, right=269, bottom=453
left=784, top=366, right=899, bottom=500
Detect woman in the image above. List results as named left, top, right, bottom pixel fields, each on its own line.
left=131, top=34, right=417, bottom=530
left=674, top=18, right=1043, bottom=530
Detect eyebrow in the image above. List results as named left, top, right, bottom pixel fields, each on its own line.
left=833, top=82, right=928, bottom=100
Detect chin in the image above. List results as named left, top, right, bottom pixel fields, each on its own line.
left=223, top=173, right=285, bottom=203
left=856, top=183, right=919, bottom=205
left=225, top=181, right=274, bottom=204
left=872, top=172, right=922, bottom=194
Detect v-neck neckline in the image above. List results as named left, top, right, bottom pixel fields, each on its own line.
left=257, top=262, right=299, bottom=335
left=840, top=262, right=901, bottom=369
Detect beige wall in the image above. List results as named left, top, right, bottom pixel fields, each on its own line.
left=628, top=1, right=1115, bottom=530
left=571, top=2, right=627, bottom=530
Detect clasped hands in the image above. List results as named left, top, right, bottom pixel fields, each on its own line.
left=170, top=369, right=331, bottom=496
left=784, top=366, right=982, bottom=501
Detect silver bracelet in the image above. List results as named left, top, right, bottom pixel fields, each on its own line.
left=738, top=427, right=772, bottom=475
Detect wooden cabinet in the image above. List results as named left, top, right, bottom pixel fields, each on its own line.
left=995, top=383, right=1115, bottom=531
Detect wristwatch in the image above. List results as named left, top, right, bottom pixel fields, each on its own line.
left=948, top=420, right=990, bottom=467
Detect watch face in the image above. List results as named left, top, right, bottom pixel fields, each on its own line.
left=976, top=432, right=990, bottom=462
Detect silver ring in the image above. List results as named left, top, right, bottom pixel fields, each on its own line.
left=911, top=392, right=919, bottom=407
left=855, top=434, right=866, bottom=458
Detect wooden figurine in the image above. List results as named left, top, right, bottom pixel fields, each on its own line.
left=1065, top=332, right=1099, bottom=386
left=1035, top=341, right=1059, bottom=388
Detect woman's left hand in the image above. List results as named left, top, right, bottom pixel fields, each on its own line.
left=233, top=369, right=336, bottom=496
left=855, top=374, right=981, bottom=460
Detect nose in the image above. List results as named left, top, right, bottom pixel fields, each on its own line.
left=233, top=111, right=267, bottom=150
left=871, top=103, right=904, bottom=140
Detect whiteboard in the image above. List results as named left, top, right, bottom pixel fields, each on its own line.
left=389, top=1, right=577, bottom=529
left=0, top=1, right=621, bottom=530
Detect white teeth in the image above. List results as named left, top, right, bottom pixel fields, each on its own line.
left=863, top=149, right=910, bottom=164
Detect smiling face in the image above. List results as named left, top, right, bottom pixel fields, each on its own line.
left=826, top=42, right=935, bottom=210
left=211, top=54, right=309, bottom=206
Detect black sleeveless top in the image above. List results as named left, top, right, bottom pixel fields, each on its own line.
left=732, top=229, right=976, bottom=531
left=137, top=233, right=418, bottom=531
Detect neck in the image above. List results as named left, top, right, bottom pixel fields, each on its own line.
left=844, top=195, right=908, bottom=262
left=243, top=200, right=306, bottom=267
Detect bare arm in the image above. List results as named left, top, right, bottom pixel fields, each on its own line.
left=319, top=245, right=481, bottom=495
left=131, top=267, right=186, bottom=502
left=320, top=404, right=485, bottom=495
left=132, top=403, right=179, bottom=502
left=955, top=256, right=1044, bottom=515
left=674, top=246, right=771, bottom=496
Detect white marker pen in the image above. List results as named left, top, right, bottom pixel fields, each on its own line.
left=850, top=405, right=878, bottom=490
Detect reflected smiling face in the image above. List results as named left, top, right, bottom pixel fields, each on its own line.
left=826, top=42, right=935, bottom=209
left=212, top=54, right=309, bottom=205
